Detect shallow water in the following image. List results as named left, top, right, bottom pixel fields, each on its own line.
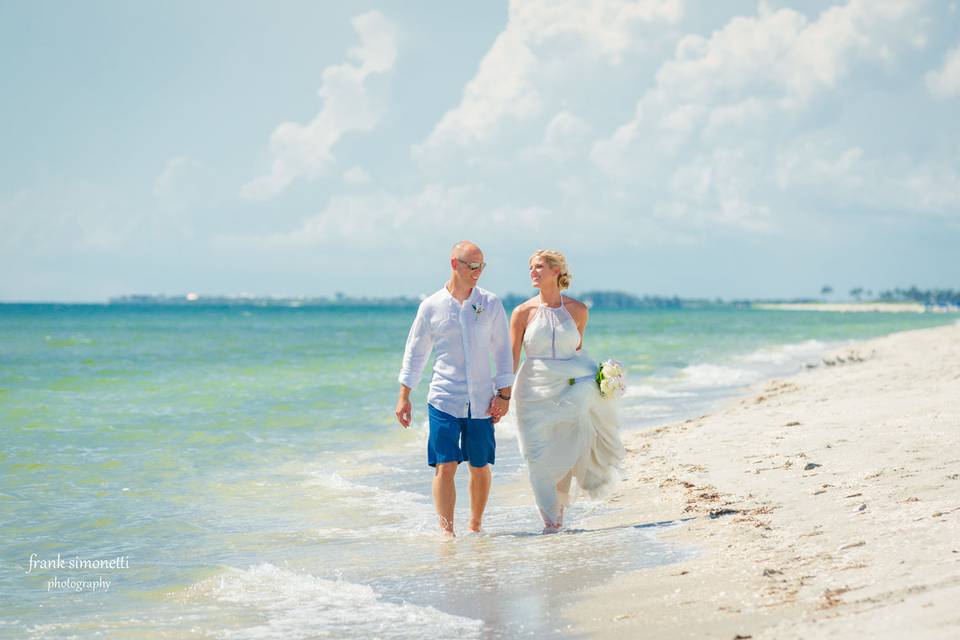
left=1, top=304, right=954, bottom=637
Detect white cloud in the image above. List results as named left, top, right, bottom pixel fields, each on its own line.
left=0, top=182, right=133, bottom=254
left=593, top=0, right=928, bottom=173
left=219, top=182, right=553, bottom=253
left=241, top=11, right=397, bottom=200
left=658, top=148, right=774, bottom=233
left=581, top=0, right=943, bottom=234
left=224, top=184, right=474, bottom=249
left=925, top=44, right=960, bottom=98
left=491, top=203, right=550, bottom=229
left=519, top=110, right=592, bottom=163
left=775, top=142, right=864, bottom=191
left=701, top=97, right=768, bottom=139
left=544, top=110, right=591, bottom=146
left=342, top=166, right=372, bottom=186
left=153, top=156, right=211, bottom=199
left=413, top=0, right=682, bottom=162
left=905, top=162, right=960, bottom=213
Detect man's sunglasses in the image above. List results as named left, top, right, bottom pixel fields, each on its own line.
left=457, top=258, right=487, bottom=271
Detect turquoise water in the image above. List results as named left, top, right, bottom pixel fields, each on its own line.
left=1, top=304, right=955, bottom=638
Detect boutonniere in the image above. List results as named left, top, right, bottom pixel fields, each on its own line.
left=471, top=303, right=485, bottom=321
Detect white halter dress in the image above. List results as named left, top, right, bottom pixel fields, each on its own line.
left=513, top=300, right=625, bottom=527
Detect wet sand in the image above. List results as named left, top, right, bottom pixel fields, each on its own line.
left=569, top=322, right=960, bottom=638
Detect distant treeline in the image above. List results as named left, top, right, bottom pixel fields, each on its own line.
left=501, top=291, right=722, bottom=310
left=877, top=287, right=960, bottom=306
left=109, top=293, right=421, bottom=308
left=110, top=291, right=724, bottom=310
left=108, top=288, right=960, bottom=310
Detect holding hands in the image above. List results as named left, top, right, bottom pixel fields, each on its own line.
left=488, top=389, right=512, bottom=423
left=397, top=386, right=509, bottom=426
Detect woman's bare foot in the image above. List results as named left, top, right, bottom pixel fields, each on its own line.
left=539, top=507, right=564, bottom=533
left=541, top=514, right=563, bottom=534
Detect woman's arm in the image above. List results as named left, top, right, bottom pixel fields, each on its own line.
left=564, top=297, right=589, bottom=351
left=509, top=303, right=530, bottom=373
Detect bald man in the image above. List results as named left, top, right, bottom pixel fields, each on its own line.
left=396, top=241, right=513, bottom=535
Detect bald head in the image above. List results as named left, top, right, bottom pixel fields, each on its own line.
left=448, top=240, right=486, bottom=287
left=450, top=240, right=482, bottom=260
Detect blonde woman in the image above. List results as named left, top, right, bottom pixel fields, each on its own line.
left=508, top=250, right=625, bottom=532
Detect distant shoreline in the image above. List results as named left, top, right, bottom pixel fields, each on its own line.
left=751, top=302, right=954, bottom=313
left=2, top=293, right=958, bottom=313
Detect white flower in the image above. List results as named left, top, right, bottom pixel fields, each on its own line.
left=601, top=359, right=624, bottom=378
left=600, top=378, right=615, bottom=396
left=596, top=358, right=626, bottom=399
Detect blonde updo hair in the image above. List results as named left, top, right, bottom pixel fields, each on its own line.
left=530, top=249, right=572, bottom=291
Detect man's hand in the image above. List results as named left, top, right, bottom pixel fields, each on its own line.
left=395, top=393, right=412, bottom=428
left=488, top=395, right=510, bottom=421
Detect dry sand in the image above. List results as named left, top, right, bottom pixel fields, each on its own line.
left=569, top=322, right=960, bottom=639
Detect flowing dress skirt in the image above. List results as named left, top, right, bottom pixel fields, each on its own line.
left=514, top=351, right=626, bottom=525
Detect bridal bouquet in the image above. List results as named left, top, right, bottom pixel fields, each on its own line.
left=569, top=358, right=627, bottom=399
left=597, top=359, right=627, bottom=399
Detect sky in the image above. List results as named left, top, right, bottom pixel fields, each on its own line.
left=1, top=0, right=958, bottom=302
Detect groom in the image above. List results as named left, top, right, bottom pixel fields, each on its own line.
left=395, top=241, right=514, bottom=535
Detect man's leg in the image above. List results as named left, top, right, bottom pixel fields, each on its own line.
left=463, top=415, right=496, bottom=533
left=427, top=404, right=465, bottom=535
left=467, top=464, right=492, bottom=532
left=433, top=462, right=458, bottom=535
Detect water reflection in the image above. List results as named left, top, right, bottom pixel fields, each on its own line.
left=368, top=518, right=693, bottom=639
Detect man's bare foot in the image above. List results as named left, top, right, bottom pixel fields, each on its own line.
left=468, top=519, right=482, bottom=533
left=438, top=515, right=455, bottom=537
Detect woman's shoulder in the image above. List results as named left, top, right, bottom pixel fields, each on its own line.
left=561, top=295, right=588, bottom=313
left=562, top=296, right=589, bottom=323
left=511, top=296, right=540, bottom=320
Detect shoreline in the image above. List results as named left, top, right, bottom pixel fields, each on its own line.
left=568, top=321, right=960, bottom=638
left=752, top=302, right=948, bottom=313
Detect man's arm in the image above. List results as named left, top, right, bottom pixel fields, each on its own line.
left=396, top=304, right=433, bottom=428
left=396, top=384, right=413, bottom=428
left=488, top=297, right=514, bottom=419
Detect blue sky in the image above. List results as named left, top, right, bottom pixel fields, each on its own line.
left=2, top=0, right=958, bottom=301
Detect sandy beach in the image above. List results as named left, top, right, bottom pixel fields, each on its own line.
left=570, top=321, right=960, bottom=639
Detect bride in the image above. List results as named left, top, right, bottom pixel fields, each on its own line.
left=509, top=249, right=626, bottom=532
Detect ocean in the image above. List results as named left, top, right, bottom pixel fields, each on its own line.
left=1, top=303, right=954, bottom=639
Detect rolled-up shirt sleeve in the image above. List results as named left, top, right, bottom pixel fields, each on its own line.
left=398, top=304, right=433, bottom=389
left=490, top=298, right=514, bottom=389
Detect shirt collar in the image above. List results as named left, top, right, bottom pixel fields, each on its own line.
left=441, top=283, right=478, bottom=305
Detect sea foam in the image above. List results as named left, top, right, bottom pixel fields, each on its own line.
left=677, top=363, right=761, bottom=389
left=738, top=339, right=829, bottom=366
left=191, top=563, right=483, bottom=640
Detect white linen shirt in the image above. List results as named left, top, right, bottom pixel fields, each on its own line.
left=398, top=285, right=513, bottom=419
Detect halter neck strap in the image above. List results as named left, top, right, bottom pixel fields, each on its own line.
left=538, top=296, right=565, bottom=309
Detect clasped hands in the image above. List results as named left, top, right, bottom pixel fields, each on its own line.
left=487, top=392, right=511, bottom=423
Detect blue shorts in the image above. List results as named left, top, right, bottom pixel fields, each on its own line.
left=427, top=403, right=495, bottom=468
